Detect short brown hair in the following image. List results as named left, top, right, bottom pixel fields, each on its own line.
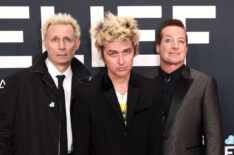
left=91, top=12, right=140, bottom=59
left=156, top=19, right=188, bottom=45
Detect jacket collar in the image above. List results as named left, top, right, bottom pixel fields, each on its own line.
left=163, top=65, right=193, bottom=134
left=159, top=65, right=185, bottom=81
left=181, top=65, right=192, bottom=79
left=154, top=65, right=192, bottom=80
left=30, top=51, right=93, bottom=78
left=30, top=51, right=49, bottom=74
left=100, top=68, right=140, bottom=126
left=30, top=51, right=93, bottom=100
left=100, top=68, right=138, bottom=91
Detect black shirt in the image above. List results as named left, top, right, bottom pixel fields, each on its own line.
left=158, top=65, right=185, bottom=123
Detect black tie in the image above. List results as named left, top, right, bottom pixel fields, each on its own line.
left=56, top=75, right=68, bottom=155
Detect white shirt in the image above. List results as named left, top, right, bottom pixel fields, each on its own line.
left=45, top=58, right=73, bottom=153
left=115, top=91, right=128, bottom=125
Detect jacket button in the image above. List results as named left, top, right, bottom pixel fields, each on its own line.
left=124, top=131, right=127, bottom=136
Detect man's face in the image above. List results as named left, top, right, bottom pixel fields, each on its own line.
left=103, top=40, right=134, bottom=80
left=156, top=25, right=188, bottom=67
left=43, top=24, right=80, bottom=69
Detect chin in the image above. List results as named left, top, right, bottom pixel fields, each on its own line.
left=58, top=61, right=70, bottom=66
left=118, top=72, right=130, bottom=78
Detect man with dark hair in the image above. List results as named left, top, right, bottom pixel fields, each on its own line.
left=143, top=19, right=223, bottom=155
left=0, top=13, right=93, bottom=155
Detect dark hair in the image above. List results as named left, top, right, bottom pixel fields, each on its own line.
left=156, top=19, right=188, bottom=45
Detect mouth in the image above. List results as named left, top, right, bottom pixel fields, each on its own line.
left=57, top=53, right=68, bottom=57
left=169, top=52, right=180, bottom=55
left=118, top=66, right=127, bottom=71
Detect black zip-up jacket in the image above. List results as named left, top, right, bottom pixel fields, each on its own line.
left=0, top=52, right=93, bottom=155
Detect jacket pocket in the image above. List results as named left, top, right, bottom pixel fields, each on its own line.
left=186, top=144, right=203, bottom=150
left=133, top=107, right=149, bottom=117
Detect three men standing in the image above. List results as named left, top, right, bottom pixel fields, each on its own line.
left=0, top=11, right=223, bottom=155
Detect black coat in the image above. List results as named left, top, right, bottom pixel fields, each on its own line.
left=143, top=66, right=223, bottom=155
left=72, top=70, right=162, bottom=155
left=0, top=52, right=93, bottom=155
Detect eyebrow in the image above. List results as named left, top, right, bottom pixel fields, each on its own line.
left=164, top=35, right=185, bottom=40
left=123, top=48, right=133, bottom=51
left=107, top=47, right=133, bottom=53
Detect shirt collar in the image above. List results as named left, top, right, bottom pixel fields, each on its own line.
left=45, top=58, right=72, bottom=80
left=159, top=64, right=185, bottom=81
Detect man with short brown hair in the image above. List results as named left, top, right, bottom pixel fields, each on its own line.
left=143, top=19, right=223, bottom=155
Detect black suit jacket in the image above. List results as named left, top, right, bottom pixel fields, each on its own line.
left=72, top=70, right=162, bottom=155
left=0, top=52, right=93, bottom=155
left=143, top=66, right=223, bottom=155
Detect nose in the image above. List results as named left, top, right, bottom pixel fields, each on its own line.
left=172, top=40, right=179, bottom=49
left=58, top=40, right=65, bottom=49
left=118, top=54, right=124, bottom=65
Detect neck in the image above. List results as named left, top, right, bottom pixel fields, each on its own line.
left=47, top=58, right=71, bottom=74
left=108, top=73, right=130, bottom=94
left=160, top=62, right=184, bottom=74
left=55, top=65, right=70, bottom=74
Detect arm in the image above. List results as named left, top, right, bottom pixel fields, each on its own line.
left=203, top=77, right=223, bottom=155
left=72, top=93, right=91, bottom=155
left=0, top=77, right=18, bottom=155
left=149, top=89, right=163, bottom=155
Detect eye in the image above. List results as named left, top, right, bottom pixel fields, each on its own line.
left=64, top=38, right=71, bottom=43
left=165, top=38, right=171, bottom=43
left=178, top=39, right=185, bottom=44
left=51, top=38, right=58, bottom=42
left=109, top=51, right=117, bottom=57
left=123, top=49, right=131, bottom=55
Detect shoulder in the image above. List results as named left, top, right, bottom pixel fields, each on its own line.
left=0, top=67, right=38, bottom=93
left=188, top=67, right=214, bottom=81
left=71, top=58, right=94, bottom=78
left=185, top=67, right=217, bottom=90
left=4, top=67, right=35, bottom=83
left=73, top=73, right=103, bottom=109
left=130, top=72, right=157, bottom=93
left=132, top=72, right=154, bottom=85
left=141, top=67, right=159, bottom=79
left=76, top=73, right=102, bottom=96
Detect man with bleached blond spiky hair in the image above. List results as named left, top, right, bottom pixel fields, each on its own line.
left=72, top=12, right=162, bottom=155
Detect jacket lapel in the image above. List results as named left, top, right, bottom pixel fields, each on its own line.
left=42, top=72, right=58, bottom=94
left=164, top=67, right=193, bottom=133
left=100, top=71, right=124, bottom=121
left=102, top=88, right=124, bottom=122
left=30, top=52, right=60, bottom=143
left=34, top=53, right=59, bottom=117
left=70, top=58, right=94, bottom=104
left=42, top=72, right=61, bottom=120
left=101, top=71, right=140, bottom=125
left=126, top=84, right=140, bottom=126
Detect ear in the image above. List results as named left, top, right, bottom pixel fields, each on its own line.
left=185, top=45, right=188, bottom=56
left=42, top=39, right=46, bottom=49
left=75, top=40, right=80, bottom=51
left=156, top=44, right=160, bottom=54
left=102, top=51, right=106, bottom=63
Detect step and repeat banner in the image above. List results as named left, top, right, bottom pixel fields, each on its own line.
left=0, top=0, right=233, bottom=154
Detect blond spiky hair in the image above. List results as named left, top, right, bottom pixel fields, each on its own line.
left=91, top=12, right=140, bottom=59
left=42, top=13, right=80, bottom=40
